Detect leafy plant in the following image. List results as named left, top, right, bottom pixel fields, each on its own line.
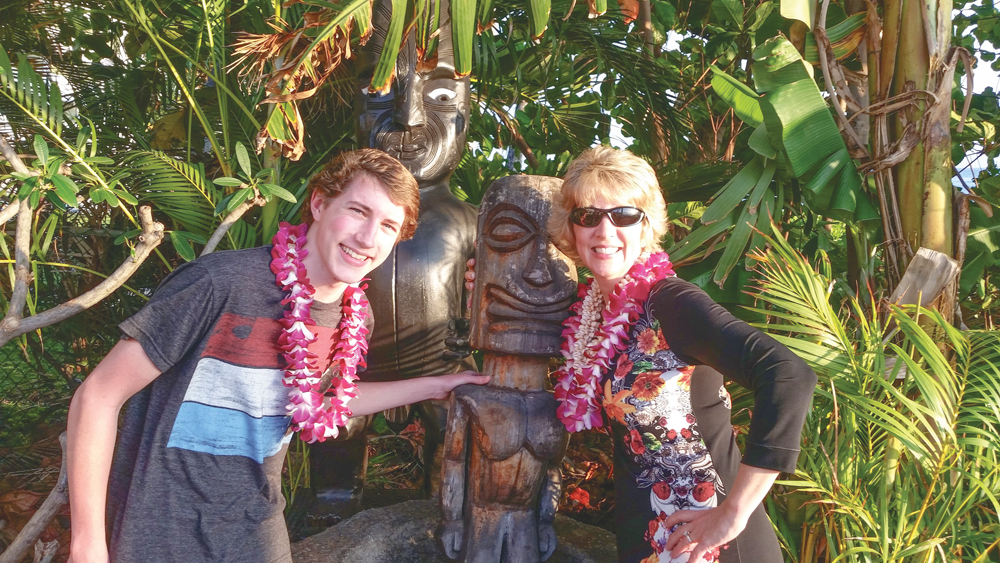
left=747, top=224, right=1000, bottom=562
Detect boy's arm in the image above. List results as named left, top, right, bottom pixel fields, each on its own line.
left=349, top=371, right=489, bottom=417
left=67, top=338, right=162, bottom=563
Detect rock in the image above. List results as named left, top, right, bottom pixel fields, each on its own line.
left=291, top=500, right=617, bottom=563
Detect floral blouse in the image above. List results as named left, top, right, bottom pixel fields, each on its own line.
left=601, top=277, right=816, bottom=563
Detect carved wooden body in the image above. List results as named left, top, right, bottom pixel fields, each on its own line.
left=441, top=380, right=568, bottom=563
left=439, top=176, right=576, bottom=563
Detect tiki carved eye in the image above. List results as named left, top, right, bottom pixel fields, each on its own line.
left=484, top=207, right=538, bottom=253
left=426, top=87, right=457, bottom=102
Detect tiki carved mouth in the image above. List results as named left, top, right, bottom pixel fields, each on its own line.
left=377, top=129, right=429, bottom=162
left=484, top=284, right=574, bottom=329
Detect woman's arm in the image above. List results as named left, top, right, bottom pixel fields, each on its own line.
left=647, top=277, right=817, bottom=560
left=67, top=339, right=162, bottom=563
left=649, top=277, right=817, bottom=472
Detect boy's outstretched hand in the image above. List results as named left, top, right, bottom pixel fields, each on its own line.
left=350, top=371, right=489, bottom=416
left=426, top=370, right=491, bottom=400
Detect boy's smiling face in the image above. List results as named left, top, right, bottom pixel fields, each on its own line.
left=304, top=174, right=406, bottom=299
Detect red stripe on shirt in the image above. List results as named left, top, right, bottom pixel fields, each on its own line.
left=202, top=312, right=338, bottom=370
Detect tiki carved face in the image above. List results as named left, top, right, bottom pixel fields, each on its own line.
left=469, top=176, right=578, bottom=356
left=357, top=0, right=470, bottom=187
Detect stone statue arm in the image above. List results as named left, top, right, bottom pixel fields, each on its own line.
left=442, top=233, right=476, bottom=363
left=538, top=466, right=562, bottom=561
left=437, top=391, right=470, bottom=559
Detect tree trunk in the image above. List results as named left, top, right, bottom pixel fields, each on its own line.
left=886, top=0, right=957, bottom=313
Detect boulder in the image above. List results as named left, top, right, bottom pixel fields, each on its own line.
left=291, top=500, right=617, bottom=563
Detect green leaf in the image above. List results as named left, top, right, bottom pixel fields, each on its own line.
left=667, top=209, right=738, bottom=261
left=701, top=157, right=764, bottom=224
left=0, top=46, right=13, bottom=94
left=18, top=176, right=38, bottom=199
left=476, top=0, right=496, bottom=30
left=713, top=202, right=755, bottom=287
left=226, top=188, right=253, bottom=212
left=171, top=231, right=197, bottom=262
left=748, top=123, right=776, bottom=158
left=713, top=0, right=744, bottom=28
left=104, top=190, right=120, bottom=207
left=235, top=142, right=252, bottom=178
left=453, top=0, right=478, bottom=75
left=371, top=0, right=408, bottom=92
left=414, top=0, right=441, bottom=65
left=89, top=187, right=107, bottom=204
left=261, top=183, right=298, bottom=203
left=37, top=213, right=59, bottom=257
left=48, top=80, right=63, bottom=136
left=711, top=66, right=763, bottom=127
left=44, top=190, right=70, bottom=211
left=84, top=156, right=116, bottom=165
left=780, top=0, right=815, bottom=29
left=50, top=174, right=80, bottom=206
left=527, top=0, right=552, bottom=39
left=213, top=177, right=244, bottom=187
left=123, top=150, right=218, bottom=237
left=752, top=37, right=813, bottom=93
left=760, top=78, right=842, bottom=178
left=747, top=159, right=777, bottom=212
left=266, top=103, right=294, bottom=142
left=215, top=193, right=235, bottom=215
left=113, top=188, right=139, bottom=205
left=33, top=135, right=48, bottom=166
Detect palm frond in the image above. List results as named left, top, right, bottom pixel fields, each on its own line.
left=123, top=150, right=219, bottom=237
left=746, top=223, right=1000, bottom=562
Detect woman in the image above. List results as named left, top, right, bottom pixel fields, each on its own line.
left=470, top=146, right=816, bottom=563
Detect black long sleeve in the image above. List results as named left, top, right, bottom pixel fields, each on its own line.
left=647, top=276, right=817, bottom=472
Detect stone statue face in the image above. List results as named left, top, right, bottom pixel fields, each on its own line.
left=470, top=177, right=577, bottom=356
left=358, top=0, right=470, bottom=187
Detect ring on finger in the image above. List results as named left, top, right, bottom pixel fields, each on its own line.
left=683, top=530, right=693, bottom=543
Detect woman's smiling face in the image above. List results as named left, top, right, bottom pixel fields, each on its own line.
left=572, top=195, right=645, bottom=296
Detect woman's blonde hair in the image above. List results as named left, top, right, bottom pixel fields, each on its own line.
left=550, top=146, right=668, bottom=263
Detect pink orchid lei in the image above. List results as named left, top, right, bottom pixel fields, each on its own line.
left=554, top=252, right=675, bottom=432
left=270, top=221, right=370, bottom=443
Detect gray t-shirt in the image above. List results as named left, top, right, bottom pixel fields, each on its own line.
left=108, top=246, right=372, bottom=562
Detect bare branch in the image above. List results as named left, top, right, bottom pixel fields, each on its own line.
left=0, top=135, right=29, bottom=225
left=2, top=136, right=35, bottom=325
left=201, top=195, right=267, bottom=256
left=0, top=207, right=165, bottom=347
left=0, top=197, right=34, bottom=334
left=0, top=203, right=18, bottom=224
left=639, top=0, right=657, bottom=57
left=0, top=434, right=69, bottom=563
left=0, top=134, right=31, bottom=175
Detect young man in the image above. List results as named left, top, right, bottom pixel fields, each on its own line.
left=66, top=149, right=487, bottom=563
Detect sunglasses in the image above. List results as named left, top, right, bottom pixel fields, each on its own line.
left=569, top=206, right=646, bottom=228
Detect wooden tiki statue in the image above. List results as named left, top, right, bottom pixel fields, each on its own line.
left=438, top=175, right=576, bottom=563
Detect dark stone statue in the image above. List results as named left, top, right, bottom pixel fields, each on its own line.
left=358, top=0, right=477, bottom=383
left=308, top=0, right=477, bottom=515
left=438, top=176, right=575, bottom=563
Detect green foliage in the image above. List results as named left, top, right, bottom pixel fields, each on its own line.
left=748, top=224, right=1000, bottom=562
left=670, top=35, right=877, bottom=288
